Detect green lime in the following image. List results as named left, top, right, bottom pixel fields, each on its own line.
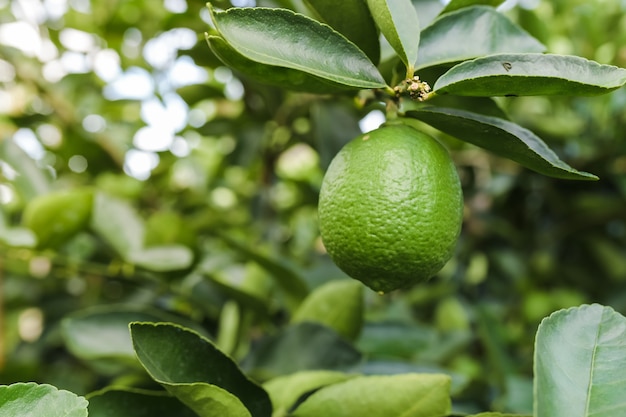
left=318, top=123, right=463, bottom=293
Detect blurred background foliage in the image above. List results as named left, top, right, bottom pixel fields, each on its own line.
left=0, top=0, right=625, bottom=414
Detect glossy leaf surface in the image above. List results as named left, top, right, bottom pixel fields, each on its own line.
left=0, top=383, right=88, bottom=417
left=416, top=6, right=545, bottom=69
left=131, top=322, right=272, bottom=417
left=291, top=374, right=451, bottom=417
left=207, top=35, right=353, bottom=94
left=534, top=304, right=626, bottom=417
left=88, top=388, right=197, bottom=417
left=367, top=0, right=420, bottom=68
left=209, top=6, right=386, bottom=89
left=304, top=0, right=380, bottom=63
left=406, top=107, right=598, bottom=180
left=434, top=53, right=626, bottom=96
left=440, top=0, right=506, bottom=14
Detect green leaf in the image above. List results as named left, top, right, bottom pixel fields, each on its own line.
left=0, top=138, right=51, bottom=201
left=22, top=188, right=93, bottom=249
left=176, top=83, right=224, bottom=105
left=128, top=245, right=194, bottom=271
left=242, top=322, right=362, bottom=381
left=534, top=304, right=626, bottom=417
left=88, top=387, right=197, bottom=417
left=406, top=107, right=598, bottom=181
left=304, top=0, right=380, bottom=63
left=0, top=212, right=37, bottom=247
left=291, top=374, right=451, bottom=417
left=219, top=234, right=309, bottom=306
left=207, top=35, right=354, bottom=94
left=130, top=322, right=272, bottom=417
left=263, top=371, right=354, bottom=415
left=434, top=53, right=626, bottom=96
left=367, top=0, right=420, bottom=69
left=465, top=414, right=531, bottom=417
left=209, top=6, right=387, bottom=89
left=416, top=6, right=545, bottom=70
left=0, top=382, right=88, bottom=417
left=440, top=0, right=506, bottom=15
left=62, top=306, right=203, bottom=363
left=91, top=192, right=144, bottom=258
left=291, top=279, right=364, bottom=341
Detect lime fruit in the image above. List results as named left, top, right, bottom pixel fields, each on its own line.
left=318, top=124, right=463, bottom=293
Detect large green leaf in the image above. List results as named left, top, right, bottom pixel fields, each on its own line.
left=206, top=35, right=354, bottom=94
left=88, top=387, right=197, bottom=417
left=130, top=322, right=272, bottom=417
left=534, top=304, right=626, bottom=417
left=208, top=6, right=387, bottom=89
left=434, top=54, right=626, bottom=96
left=291, top=374, right=451, bottom=417
left=291, top=279, right=364, bottom=341
left=0, top=383, right=88, bottom=417
left=416, top=6, right=545, bottom=70
left=439, top=0, right=506, bottom=15
left=263, top=371, right=354, bottom=415
left=304, top=0, right=380, bottom=63
left=406, top=107, right=598, bottom=181
left=367, top=0, right=420, bottom=69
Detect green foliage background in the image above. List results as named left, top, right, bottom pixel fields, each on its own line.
left=1, top=0, right=626, bottom=414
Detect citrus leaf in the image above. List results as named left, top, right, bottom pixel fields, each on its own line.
left=22, top=188, right=93, bottom=249
left=128, top=245, right=194, bottom=271
left=534, top=304, right=626, bottom=417
left=291, top=374, right=451, bottom=417
left=0, top=138, right=51, bottom=201
left=162, top=383, right=252, bottom=417
left=263, top=371, right=355, bottom=415
left=412, top=0, right=445, bottom=29
left=91, top=192, right=144, bottom=258
left=0, top=382, right=88, bottom=417
left=367, top=0, right=420, bottom=69
left=0, top=212, right=37, bottom=247
left=406, top=107, right=598, bottom=180
left=291, top=279, right=364, bottom=341
left=209, top=6, right=387, bottom=89
left=219, top=234, right=309, bottom=306
left=465, top=414, right=531, bottom=417
left=242, top=322, right=362, bottom=381
left=176, top=83, right=224, bottom=104
left=440, top=0, right=506, bottom=15
left=416, top=6, right=545, bottom=70
left=62, top=306, right=204, bottom=363
left=433, top=53, right=626, bottom=96
left=304, top=0, right=380, bottom=63
left=206, top=35, right=354, bottom=94
left=130, top=322, right=272, bottom=417
left=88, top=387, right=197, bottom=417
